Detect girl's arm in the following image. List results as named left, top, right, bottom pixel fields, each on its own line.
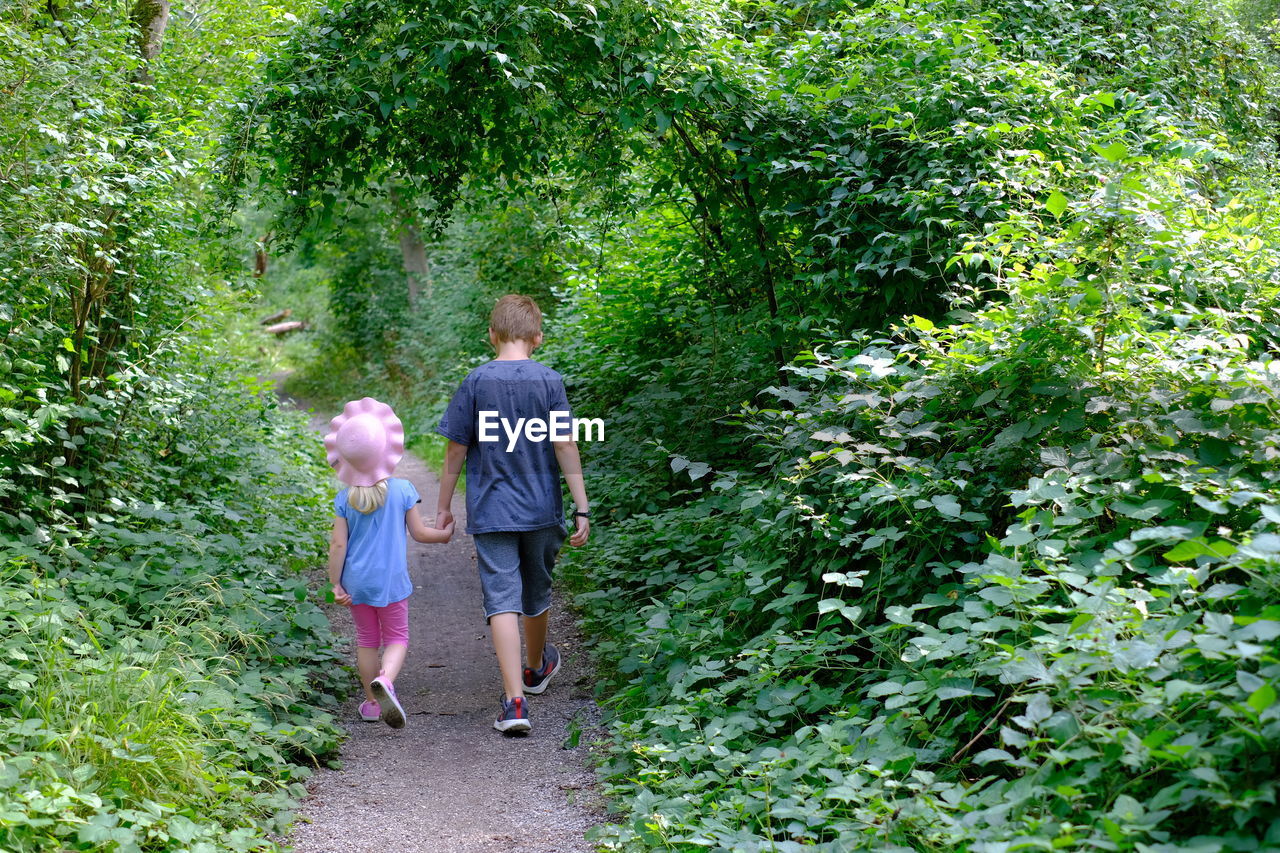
left=407, top=503, right=454, bottom=543
left=328, top=517, right=352, bottom=605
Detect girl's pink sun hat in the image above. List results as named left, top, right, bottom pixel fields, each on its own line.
left=323, top=397, right=405, bottom=487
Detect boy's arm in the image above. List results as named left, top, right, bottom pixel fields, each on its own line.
left=327, top=517, right=352, bottom=605
left=436, top=439, right=468, bottom=529
left=553, top=438, right=590, bottom=547
left=406, top=504, right=454, bottom=543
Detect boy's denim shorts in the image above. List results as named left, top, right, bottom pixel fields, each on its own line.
left=473, top=523, right=567, bottom=621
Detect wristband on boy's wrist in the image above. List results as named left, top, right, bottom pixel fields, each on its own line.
left=572, top=510, right=590, bottom=518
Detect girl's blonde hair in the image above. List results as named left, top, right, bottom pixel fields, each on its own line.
left=347, top=479, right=388, bottom=514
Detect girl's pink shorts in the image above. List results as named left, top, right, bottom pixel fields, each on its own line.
left=350, top=597, right=409, bottom=648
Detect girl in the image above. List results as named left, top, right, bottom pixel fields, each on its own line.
left=324, top=397, right=452, bottom=728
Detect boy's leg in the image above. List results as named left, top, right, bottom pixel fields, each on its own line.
left=523, top=611, right=549, bottom=670
left=490, top=611, right=525, bottom=700
left=519, top=524, right=567, bottom=671
left=474, top=532, right=528, bottom=700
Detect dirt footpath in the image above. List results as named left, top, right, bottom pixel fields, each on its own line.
left=287, top=407, right=605, bottom=853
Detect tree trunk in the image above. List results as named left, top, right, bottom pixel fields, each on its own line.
left=253, top=232, right=272, bottom=277
left=396, top=211, right=432, bottom=307
left=741, top=174, right=788, bottom=385
left=130, top=0, right=170, bottom=84
left=64, top=0, right=172, bottom=505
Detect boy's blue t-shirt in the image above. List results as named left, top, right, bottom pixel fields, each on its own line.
left=334, top=476, right=419, bottom=607
left=436, top=359, right=570, bottom=535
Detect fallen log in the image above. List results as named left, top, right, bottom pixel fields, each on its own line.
left=259, top=307, right=292, bottom=325
left=264, top=320, right=307, bottom=336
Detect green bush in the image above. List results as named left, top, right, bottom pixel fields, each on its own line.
left=228, top=0, right=1280, bottom=848
left=549, top=2, right=1280, bottom=848
left=0, top=347, right=345, bottom=851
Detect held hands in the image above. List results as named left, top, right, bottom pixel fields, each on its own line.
left=429, top=508, right=454, bottom=543
left=407, top=504, right=453, bottom=543
left=332, top=583, right=352, bottom=607
left=432, top=506, right=582, bottom=543
left=568, top=514, right=590, bottom=547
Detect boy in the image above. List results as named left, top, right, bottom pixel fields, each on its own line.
left=435, top=294, right=590, bottom=733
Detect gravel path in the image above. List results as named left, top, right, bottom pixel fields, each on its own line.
left=286, top=403, right=606, bottom=853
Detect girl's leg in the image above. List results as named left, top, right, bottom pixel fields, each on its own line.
left=381, top=644, right=407, bottom=682
left=377, top=598, right=410, bottom=682
left=351, top=604, right=383, bottom=701
left=356, top=648, right=381, bottom=701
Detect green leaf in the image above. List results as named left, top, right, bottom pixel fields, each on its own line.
left=973, top=748, right=1013, bottom=764
left=1093, top=141, right=1128, bottom=162
left=1164, top=539, right=1206, bottom=562
left=1114, top=499, right=1175, bottom=521
left=1165, top=537, right=1237, bottom=562
left=1248, top=684, right=1276, bottom=713
left=884, top=605, right=914, bottom=624
left=973, top=388, right=999, bottom=407
left=818, top=598, right=862, bottom=624
left=1045, top=191, right=1068, bottom=218
left=167, top=815, right=199, bottom=844
left=932, top=495, right=962, bottom=517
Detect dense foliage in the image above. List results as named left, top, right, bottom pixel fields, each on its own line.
left=240, top=0, right=1280, bottom=850
left=0, top=1, right=344, bottom=849
left=255, top=199, right=564, bottom=463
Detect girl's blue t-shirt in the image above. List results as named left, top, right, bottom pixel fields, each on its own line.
left=334, top=477, right=419, bottom=607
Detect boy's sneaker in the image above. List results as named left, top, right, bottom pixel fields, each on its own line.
left=358, top=700, right=381, bottom=722
left=522, top=642, right=562, bottom=695
left=370, top=676, right=405, bottom=729
left=494, top=696, right=531, bottom=734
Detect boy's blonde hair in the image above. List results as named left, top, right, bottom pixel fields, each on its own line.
left=489, top=294, right=542, bottom=344
left=347, top=480, right=388, bottom=514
